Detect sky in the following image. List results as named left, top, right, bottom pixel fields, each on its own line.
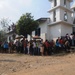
left=0, top=0, right=74, bottom=24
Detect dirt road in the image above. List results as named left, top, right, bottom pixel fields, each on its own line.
left=0, top=53, right=75, bottom=75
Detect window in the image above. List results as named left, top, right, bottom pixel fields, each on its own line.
left=74, top=8, right=75, bottom=11
left=35, top=29, right=38, bottom=36
left=38, top=28, right=41, bottom=36
left=64, top=11, right=68, bottom=21
left=54, top=10, right=56, bottom=22
left=64, top=0, right=66, bottom=7
left=35, top=28, right=41, bottom=36
left=9, top=36, right=11, bottom=41
left=73, top=27, right=75, bottom=34
left=54, top=0, right=57, bottom=6
left=73, top=18, right=75, bottom=24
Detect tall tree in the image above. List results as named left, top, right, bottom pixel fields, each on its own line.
left=0, top=30, right=6, bottom=42
left=0, top=18, right=11, bottom=42
left=0, top=18, right=11, bottom=32
left=16, top=13, right=39, bottom=38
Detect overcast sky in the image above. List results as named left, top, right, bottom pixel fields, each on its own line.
left=0, top=0, right=74, bottom=23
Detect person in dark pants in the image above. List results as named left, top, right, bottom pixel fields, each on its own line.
left=44, top=40, right=49, bottom=55
left=23, top=40, right=27, bottom=54
left=55, top=39, right=61, bottom=53
left=30, top=41, right=33, bottom=55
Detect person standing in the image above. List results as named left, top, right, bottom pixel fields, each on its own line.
left=40, top=42, right=44, bottom=56
left=3, top=41, right=9, bottom=53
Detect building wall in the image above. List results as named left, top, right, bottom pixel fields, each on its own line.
left=32, top=31, right=35, bottom=37
left=49, top=24, right=61, bottom=40
left=60, top=0, right=70, bottom=9
left=72, top=11, right=75, bottom=20
left=57, top=0, right=60, bottom=6
left=31, top=20, right=49, bottom=41
left=48, top=23, right=72, bottom=41
left=51, top=0, right=54, bottom=8
left=60, top=8, right=72, bottom=24
left=50, top=0, right=60, bottom=8
left=56, top=8, right=60, bottom=21
left=50, top=8, right=72, bottom=24
left=50, top=0, right=70, bottom=9
left=50, top=12, right=54, bottom=23
left=32, top=19, right=50, bottom=35
left=67, top=12, right=73, bottom=24
left=74, top=12, right=75, bottom=18
left=49, top=8, right=60, bottom=23
left=61, top=24, right=72, bottom=36
left=39, top=22, right=48, bottom=34
left=49, top=0, right=72, bottom=23
left=66, top=0, right=70, bottom=9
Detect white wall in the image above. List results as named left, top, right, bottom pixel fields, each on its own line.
left=49, top=8, right=72, bottom=24
left=39, top=22, right=48, bottom=34
left=60, top=8, right=72, bottom=24
left=49, top=24, right=61, bottom=40
left=40, top=33, right=46, bottom=42
left=71, top=9, right=75, bottom=23
left=48, top=23, right=72, bottom=40
left=31, top=20, right=49, bottom=41
left=51, top=0, right=54, bottom=8
left=72, top=11, right=75, bottom=19
left=32, top=31, right=35, bottom=37
left=50, top=0, right=60, bottom=8
left=50, top=12, right=54, bottom=23
left=67, top=12, right=73, bottom=24
left=57, top=0, right=60, bottom=6
left=60, top=0, right=70, bottom=9
left=74, top=12, right=75, bottom=18
left=56, top=8, right=60, bottom=21
left=67, top=0, right=70, bottom=9
left=32, top=21, right=48, bottom=37
left=61, top=24, right=72, bottom=36
left=49, top=8, right=60, bottom=22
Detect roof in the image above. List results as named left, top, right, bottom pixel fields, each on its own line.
left=36, top=18, right=50, bottom=23
left=6, top=31, right=16, bottom=35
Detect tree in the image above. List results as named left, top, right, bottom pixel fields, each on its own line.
left=0, top=30, right=6, bottom=42
left=0, top=18, right=11, bottom=42
left=16, top=13, right=39, bottom=38
left=0, top=18, right=11, bottom=32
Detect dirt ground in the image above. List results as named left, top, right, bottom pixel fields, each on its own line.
left=0, top=52, right=75, bottom=75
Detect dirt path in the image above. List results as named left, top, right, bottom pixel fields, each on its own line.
left=0, top=53, right=75, bottom=75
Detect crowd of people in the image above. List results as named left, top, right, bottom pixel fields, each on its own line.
left=0, top=33, right=75, bottom=56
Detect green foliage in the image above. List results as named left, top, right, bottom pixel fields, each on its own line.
left=16, top=13, right=39, bottom=36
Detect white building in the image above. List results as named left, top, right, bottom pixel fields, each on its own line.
left=32, top=0, right=75, bottom=41
left=71, top=2, right=75, bottom=32
left=6, top=0, right=75, bottom=42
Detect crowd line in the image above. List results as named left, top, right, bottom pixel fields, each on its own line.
left=0, top=33, right=75, bottom=55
